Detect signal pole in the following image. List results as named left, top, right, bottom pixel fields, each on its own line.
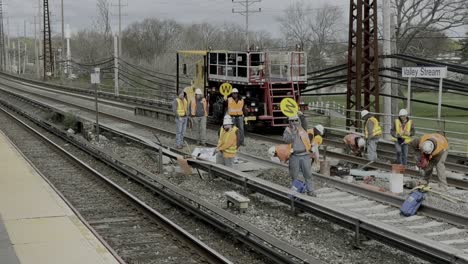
left=0, top=0, right=6, bottom=71
left=43, top=0, right=54, bottom=78
left=232, top=0, right=261, bottom=50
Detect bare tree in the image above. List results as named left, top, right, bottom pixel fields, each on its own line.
left=278, top=2, right=343, bottom=70
left=96, top=0, right=112, bottom=56
left=394, top=0, right=468, bottom=54
left=277, top=1, right=311, bottom=49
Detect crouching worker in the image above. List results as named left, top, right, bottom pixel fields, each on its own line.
left=268, top=144, right=290, bottom=164
left=215, top=115, right=239, bottom=168
left=283, top=115, right=316, bottom=197
left=343, top=134, right=366, bottom=156
left=308, top=124, right=325, bottom=172
left=411, top=133, right=449, bottom=191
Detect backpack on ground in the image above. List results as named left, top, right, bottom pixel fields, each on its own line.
left=288, top=179, right=308, bottom=200
left=400, top=190, right=426, bottom=217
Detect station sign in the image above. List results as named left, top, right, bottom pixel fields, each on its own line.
left=402, top=67, right=447, bottom=79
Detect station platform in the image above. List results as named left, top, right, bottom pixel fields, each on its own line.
left=0, top=131, right=121, bottom=264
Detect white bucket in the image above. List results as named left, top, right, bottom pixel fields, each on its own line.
left=389, top=173, right=404, bottom=193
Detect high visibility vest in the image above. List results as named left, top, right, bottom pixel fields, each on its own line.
left=392, top=119, right=413, bottom=144
left=218, top=127, right=238, bottom=158
left=191, top=98, right=208, bottom=116
left=275, top=144, right=292, bottom=162
left=227, top=98, right=244, bottom=116
left=176, top=98, right=188, bottom=117
left=287, top=127, right=312, bottom=153
left=307, top=129, right=323, bottom=147
left=419, top=133, right=448, bottom=159
left=364, top=116, right=382, bottom=139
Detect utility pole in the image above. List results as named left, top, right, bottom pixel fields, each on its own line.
left=114, top=34, right=119, bottom=96
left=38, top=0, right=42, bottom=77
left=232, top=0, right=261, bottom=50
left=382, top=0, right=392, bottom=139
left=0, top=0, right=5, bottom=71
left=34, top=16, right=40, bottom=78
left=43, top=0, right=54, bottom=78
left=23, top=20, right=27, bottom=74
left=61, top=0, right=64, bottom=54
left=112, top=0, right=126, bottom=56
left=6, top=16, right=9, bottom=72
left=65, top=24, right=71, bottom=78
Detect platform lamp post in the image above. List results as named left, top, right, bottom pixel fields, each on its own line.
left=91, top=67, right=101, bottom=142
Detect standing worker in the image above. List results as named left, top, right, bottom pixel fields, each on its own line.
left=215, top=115, right=239, bottom=168
left=361, top=110, right=382, bottom=162
left=308, top=125, right=325, bottom=172
left=283, top=115, right=316, bottom=197
left=226, top=88, right=246, bottom=146
left=412, top=133, right=449, bottom=191
left=172, top=91, right=188, bottom=149
left=343, top=134, right=366, bottom=156
left=190, top=89, right=208, bottom=146
left=391, top=109, right=415, bottom=165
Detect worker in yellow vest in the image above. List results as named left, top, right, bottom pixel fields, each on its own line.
left=308, top=125, right=325, bottom=172
left=412, top=133, right=449, bottom=191
left=226, top=88, right=246, bottom=145
left=283, top=115, right=316, bottom=197
left=172, top=91, right=188, bottom=149
left=361, top=110, right=382, bottom=162
left=190, top=89, right=208, bottom=146
left=215, top=115, right=240, bottom=168
left=391, top=109, right=415, bottom=165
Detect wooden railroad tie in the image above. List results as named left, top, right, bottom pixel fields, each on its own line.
left=225, top=191, right=250, bottom=213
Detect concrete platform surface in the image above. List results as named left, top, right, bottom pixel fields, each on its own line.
left=0, top=131, right=120, bottom=264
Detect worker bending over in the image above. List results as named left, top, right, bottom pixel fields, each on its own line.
left=412, top=133, right=449, bottom=191
left=283, top=115, right=316, bottom=197
left=226, top=88, right=247, bottom=146
left=361, top=110, right=382, bottom=161
left=308, top=124, right=325, bottom=171
left=215, top=115, right=239, bottom=168
left=343, top=134, right=366, bottom=156
left=391, top=109, right=415, bottom=165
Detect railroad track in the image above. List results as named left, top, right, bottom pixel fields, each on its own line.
left=1, top=72, right=466, bottom=168
left=1, top=84, right=468, bottom=263
left=0, top=95, right=321, bottom=264
left=0, top=107, right=231, bottom=264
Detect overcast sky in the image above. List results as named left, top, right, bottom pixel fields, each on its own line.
left=5, top=0, right=348, bottom=38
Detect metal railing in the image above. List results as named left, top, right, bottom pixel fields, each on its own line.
left=307, top=101, right=468, bottom=155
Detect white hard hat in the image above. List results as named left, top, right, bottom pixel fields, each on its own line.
left=361, top=110, right=369, bottom=118
left=315, top=124, right=325, bottom=135
left=357, top=137, right=366, bottom=148
left=195, top=88, right=203, bottom=95
left=223, top=115, right=233, bottom=125
left=399, top=109, right=408, bottom=116
left=422, top=141, right=435, bottom=154
left=268, top=146, right=276, bottom=158
left=232, top=88, right=239, bottom=93
left=288, top=115, right=299, bottom=121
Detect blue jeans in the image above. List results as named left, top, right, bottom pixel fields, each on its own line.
left=366, top=138, right=379, bottom=162
left=289, top=154, right=314, bottom=192
left=395, top=142, right=408, bottom=165
left=232, top=116, right=244, bottom=145
left=176, top=117, right=187, bottom=147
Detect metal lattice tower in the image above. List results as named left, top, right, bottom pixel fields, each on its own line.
left=346, top=0, right=380, bottom=130
left=43, top=0, right=53, bottom=78
left=0, top=0, right=5, bottom=71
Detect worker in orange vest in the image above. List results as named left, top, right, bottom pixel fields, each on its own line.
left=172, top=91, right=188, bottom=149
left=391, top=109, right=415, bottom=165
left=190, top=89, right=208, bottom=146
left=412, top=133, right=449, bottom=191
left=226, top=88, right=247, bottom=146
left=343, top=134, right=366, bottom=156
left=361, top=110, right=382, bottom=161
left=283, top=115, right=316, bottom=197
left=215, top=115, right=240, bottom=168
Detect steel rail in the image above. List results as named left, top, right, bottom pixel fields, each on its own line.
left=0, top=105, right=233, bottom=264
left=0, top=99, right=321, bottom=264
left=2, top=88, right=468, bottom=263
left=1, top=83, right=467, bottom=216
